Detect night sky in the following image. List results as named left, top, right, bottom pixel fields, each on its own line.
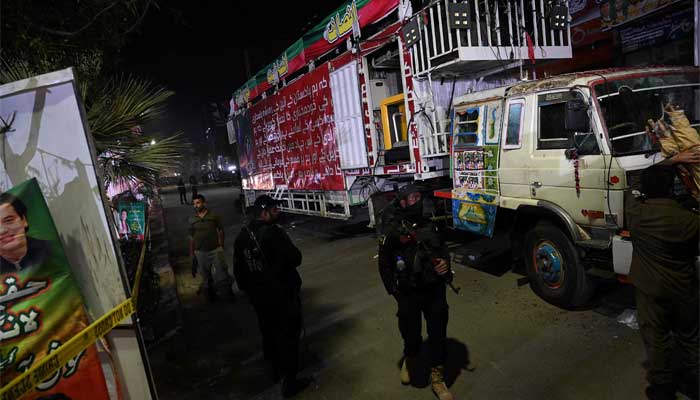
left=121, top=0, right=343, bottom=154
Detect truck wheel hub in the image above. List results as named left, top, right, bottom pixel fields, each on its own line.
left=534, top=241, right=564, bottom=289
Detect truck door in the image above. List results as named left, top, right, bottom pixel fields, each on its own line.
left=499, top=97, right=532, bottom=201
left=527, top=90, right=608, bottom=227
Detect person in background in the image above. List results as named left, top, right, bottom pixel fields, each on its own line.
left=627, top=165, right=699, bottom=400
left=177, top=178, right=188, bottom=205
left=189, top=194, right=232, bottom=301
left=189, top=175, right=198, bottom=203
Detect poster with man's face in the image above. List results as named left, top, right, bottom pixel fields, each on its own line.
left=117, top=201, right=146, bottom=241
left=0, top=179, right=109, bottom=399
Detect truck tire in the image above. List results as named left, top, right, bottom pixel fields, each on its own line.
left=524, top=223, right=594, bottom=309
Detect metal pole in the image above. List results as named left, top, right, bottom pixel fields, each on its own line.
left=695, top=0, right=699, bottom=67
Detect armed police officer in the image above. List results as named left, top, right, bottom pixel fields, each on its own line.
left=377, top=184, right=455, bottom=400
left=233, top=195, right=310, bottom=398
left=628, top=166, right=699, bottom=400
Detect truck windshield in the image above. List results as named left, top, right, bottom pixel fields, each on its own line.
left=594, top=72, right=700, bottom=156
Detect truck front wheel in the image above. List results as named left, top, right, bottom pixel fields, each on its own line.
left=523, top=223, right=594, bottom=309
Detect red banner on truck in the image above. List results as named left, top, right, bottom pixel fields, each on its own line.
left=249, top=63, right=344, bottom=191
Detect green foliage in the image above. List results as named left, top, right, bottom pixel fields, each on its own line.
left=1, top=0, right=153, bottom=80
left=1, top=0, right=188, bottom=194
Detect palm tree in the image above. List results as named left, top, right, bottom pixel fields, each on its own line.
left=1, top=61, right=188, bottom=194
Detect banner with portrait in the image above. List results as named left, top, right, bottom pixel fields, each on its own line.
left=0, top=179, right=110, bottom=399
left=117, top=201, right=146, bottom=241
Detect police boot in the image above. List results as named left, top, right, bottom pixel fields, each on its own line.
left=399, top=356, right=415, bottom=385
left=430, top=366, right=454, bottom=400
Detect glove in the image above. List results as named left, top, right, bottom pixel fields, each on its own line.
left=191, top=256, right=198, bottom=278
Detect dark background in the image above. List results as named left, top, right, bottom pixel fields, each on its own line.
left=120, top=0, right=343, bottom=157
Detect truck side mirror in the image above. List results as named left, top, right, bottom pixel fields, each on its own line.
left=565, top=98, right=590, bottom=133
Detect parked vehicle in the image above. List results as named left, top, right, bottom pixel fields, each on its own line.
left=444, top=66, right=698, bottom=307
left=228, top=0, right=571, bottom=221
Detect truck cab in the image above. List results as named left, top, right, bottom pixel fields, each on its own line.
left=450, top=66, right=699, bottom=308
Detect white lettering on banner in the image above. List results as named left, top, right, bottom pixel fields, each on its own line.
left=0, top=346, right=18, bottom=371
left=247, top=65, right=343, bottom=190
left=13, top=340, right=88, bottom=392
left=0, top=277, right=48, bottom=343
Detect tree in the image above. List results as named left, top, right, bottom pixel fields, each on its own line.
left=1, top=0, right=187, bottom=193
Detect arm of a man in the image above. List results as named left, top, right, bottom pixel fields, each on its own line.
left=232, top=232, right=249, bottom=293
left=378, top=236, right=398, bottom=296
left=276, top=228, right=302, bottom=268
left=255, top=226, right=300, bottom=274
left=188, top=218, right=196, bottom=257
left=216, top=215, right=225, bottom=248
left=425, top=223, right=452, bottom=278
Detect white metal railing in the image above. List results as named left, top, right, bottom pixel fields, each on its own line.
left=415, top=74, right=451, bottom=158
left=410, top=0, right=572, bottom=77
left=419, top=129, right=451, bottom=158
left=268, top=188, right=352, bottom=219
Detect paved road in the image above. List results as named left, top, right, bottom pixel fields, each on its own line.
left=148, top=186, right=648, bottom=400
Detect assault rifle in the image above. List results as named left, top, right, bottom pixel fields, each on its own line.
left=400, top=221, right=461, bottom=295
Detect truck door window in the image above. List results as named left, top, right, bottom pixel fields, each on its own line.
left=454, top=107, right=480, bottom=146
left=503, top=100, right=524, bottom=149
left=537, top=92, right=575, bottom=150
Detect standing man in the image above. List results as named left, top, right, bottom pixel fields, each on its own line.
left=377, top=184, right=455, bottom=400
left=233, top=195, right=310, bottom=398
left=627, top=165, right=699, bottom=400
left=189, top=175, right=199, bottom=203
left=177, top=178, right=188, bottom=205
left=189, top=194, right=231, bottom=301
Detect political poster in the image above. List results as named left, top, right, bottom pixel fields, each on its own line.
left=0, top=179, right=110, bottom=399
left=248, top=63, right=344, bottom=191
left=117, top=201, right=146, bottom=241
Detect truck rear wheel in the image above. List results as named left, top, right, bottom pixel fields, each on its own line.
left=524, top=223, right=594, bottom=309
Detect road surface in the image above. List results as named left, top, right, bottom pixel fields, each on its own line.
left=148, top=185, right=649, bottom=400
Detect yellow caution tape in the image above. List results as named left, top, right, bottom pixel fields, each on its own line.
left=0, top=298, right=135, bottom=400
left=0, top=224, right=150, bottom=400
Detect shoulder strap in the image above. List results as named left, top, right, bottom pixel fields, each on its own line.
left=243, top=224, right=271, bottom=268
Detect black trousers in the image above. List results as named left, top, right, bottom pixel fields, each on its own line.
left=396, top=283, right=448, bottom=367
left=252, top=296, right=302, bottom=378
left=178, top=189, right=187, bottom=204
left=636, top=287, right=699, bottom=400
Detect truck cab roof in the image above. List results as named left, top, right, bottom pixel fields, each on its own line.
left=453, top=66, right=696, bottom=106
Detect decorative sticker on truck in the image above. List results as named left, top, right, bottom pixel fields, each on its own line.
left=485, top=104, right=501, bottom=144
left=248, top=63, right=344, bottom=191
left=451, top=101, right=502, bottom=237
left=452, top=200, right=498, bottom=237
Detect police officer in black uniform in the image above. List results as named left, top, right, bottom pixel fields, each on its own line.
left=627, top=166, right=699, bottom=400
left=233, top=195, right=310, bottom=398
left=377, top=184, right=455, bottom=400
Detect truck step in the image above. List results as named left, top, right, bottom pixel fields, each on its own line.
left=576, top=239, right=610, bottom=250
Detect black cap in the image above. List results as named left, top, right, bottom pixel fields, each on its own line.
left=253, top=195, right=280, bottom=213
left=397, top=184, right=422, bottom=200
